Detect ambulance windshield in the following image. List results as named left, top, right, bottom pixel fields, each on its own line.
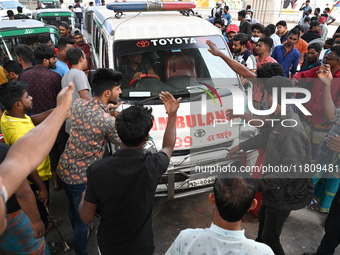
left=114, top=36, right=239, bottom=99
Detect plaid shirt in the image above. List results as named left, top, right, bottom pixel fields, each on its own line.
left=57, top=98, right=120, bottom=185
left=292, top=67, right=340, bottom=125
left=119, top=60, right=152, bottom=87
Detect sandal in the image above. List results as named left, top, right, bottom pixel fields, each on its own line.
left=87, top=222, right=95, bottom=240
left=45, top=219, right=63, bottom=235
left=308, top=203, right=320, bottom=211
left=48, top=242, right=62, bottom=254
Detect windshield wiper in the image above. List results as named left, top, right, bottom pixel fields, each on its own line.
left=139, top=85, right=204, bottom=104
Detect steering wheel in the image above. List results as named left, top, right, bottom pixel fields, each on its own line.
left=128, top=73, right=161, bottom=87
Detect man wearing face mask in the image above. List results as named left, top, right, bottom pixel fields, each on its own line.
left=250, top=23, right=265, bottom=55
left=232, top=33, right=257, bottom=72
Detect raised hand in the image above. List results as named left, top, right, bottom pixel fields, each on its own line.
left=159, top=91, right=182, bottom=116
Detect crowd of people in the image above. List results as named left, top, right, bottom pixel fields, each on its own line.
left=205, top=2, right=340, bottom=255
left=1, top=1, right=340, bottom=255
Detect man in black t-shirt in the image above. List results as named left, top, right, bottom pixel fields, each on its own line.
left=79, top=92, right=181, bottom=255
left=14, top=6, right=29, bottom=19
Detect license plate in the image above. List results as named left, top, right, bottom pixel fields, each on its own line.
left=188, top=176, right=216, bottom=188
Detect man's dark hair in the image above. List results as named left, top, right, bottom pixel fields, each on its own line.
left=116, top=104, right=154, bottom=147
left=258, top=37, right=273, bottom=50
left=306, top=8, right=312, bottom=15
left=256, top=62, right=284, bottom=80
left=59, top=21, right=70, bottom=30
left=3, top=60, right=22, bottom=75
left=289, top=28, right=301, bottom=37
left=325, top=38, right=334, bottom=45
left=266, top=24, right=276, bottom=35
left=38, top=33, right=52, bottom=44
left=7, top=10, right=14, bottom=17
left=0, top=81, right=28, bottom=110
left=321, top=13, right=328, bottom=18
left=89, top=1, right=93, bottom=5
left=213, top=19, right=224, bottom=27
left=17, top=6, right=23, bottom=13
left=308, top=43, right=322, bottom=52
left=325, top=7, right=330, bottom=12
left=57, top=37, right=74, bottom=50
left=214, top=177, right=256, bottom=222
left=304, top=16, right=310, bottom=23
left=238, top=10, right=246, bottom=18
left=251, top=23, right=265, bottom=33
left=293, top=25, right=304, bottom=34
left=34, top=44, right=55, bottom=64
left=331, top=45, right=340, bottom=58
left=233, top=33, right=249, bottom=46
left=315, top=7, right=320, bottom=13
left=66, top=47, right=83, bottom=65
left=276, top=20, right=287, bottom=27
left=310, top=16, right=318, bottom=22
left=310, top=21, right=320, bottom=29
left=264, top=77, right=293, bottom=105
left=69, top=5, right=73, bottom=9
left=14, top=44, right=33, bottom=63
left=224, top=5, right=229, bottom=11
left=60, top=0, right=63, bottom=3
left=91, top=68, right=123, bottom=96
left=264, top=27, right=271, bottom=37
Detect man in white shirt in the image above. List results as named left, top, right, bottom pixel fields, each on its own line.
left=62, top=47, right=92, bottom=133
left=165, top=177, right=274, bottom=255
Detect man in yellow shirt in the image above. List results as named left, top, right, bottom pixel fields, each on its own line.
left=0, top=81, right=54, bottom=234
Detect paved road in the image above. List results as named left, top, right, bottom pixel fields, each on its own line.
left=45, top=183, right=340, bottom=255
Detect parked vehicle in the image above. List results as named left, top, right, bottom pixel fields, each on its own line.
left=0, top=0, right=32, bottom=20
left=0, top=19, right=59, bottom=66
left=32, top=8, right=79, bottom=29
left=37, top=0, right=60, bottom=9
left=83, top=2, right=258, bottom=199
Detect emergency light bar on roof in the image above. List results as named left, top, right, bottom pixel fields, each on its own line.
left=106, top=1, right=196, bottom=12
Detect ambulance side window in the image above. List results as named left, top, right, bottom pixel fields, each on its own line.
left=102, top=36, right=109, bottom=68
left=84, top=13, right=92, bottom=31
left=92, top=21, right=101, bottom=56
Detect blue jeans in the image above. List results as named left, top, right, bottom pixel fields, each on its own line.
left=62, top=182, right=89, bottom=255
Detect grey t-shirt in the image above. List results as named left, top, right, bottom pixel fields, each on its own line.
left=62, top=68, right=92, bottom=132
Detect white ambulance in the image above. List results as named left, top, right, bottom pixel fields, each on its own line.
left=83, top=2, right=258, bottom=199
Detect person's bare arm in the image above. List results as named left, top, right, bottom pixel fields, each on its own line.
left=27, top=171, right=48, bottom=206
left=79, top=89, right=91, bottom=101
left=206, top=40, right=256, bottom=79
left=15, top=180, right=45, bottom=238
left=327, top=18, right=336, bottom=26
left=317, top=64, right=336, bottom=121
left=30, top=109, right=54, bottom=126
left=79, top=190, right=97, bottom=224
left=159, top=92, right=182, bottom=159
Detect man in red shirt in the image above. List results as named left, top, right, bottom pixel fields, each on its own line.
left=292, top=45, right=340, bottom=159
left=72, top=29, right=91, bottom=71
